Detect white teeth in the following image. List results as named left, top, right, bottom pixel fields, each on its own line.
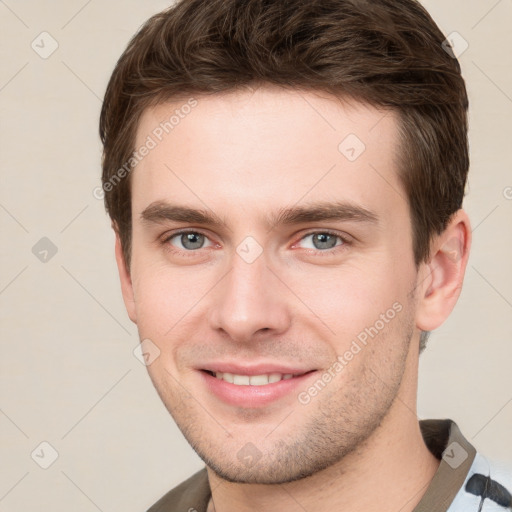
left=249, top=374, right=270, bottom=386
left=213, top=372, right=299, bottom=385
left=222, top=372, right=234, bottom=383
left=233, top=375, right=250, bottom=385
left=268, top=373, right=282, bottom=384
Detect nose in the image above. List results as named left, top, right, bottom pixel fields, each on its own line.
left=208, top=250, right=292, bottom=343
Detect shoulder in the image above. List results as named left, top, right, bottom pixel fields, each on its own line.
left=147, top=468, right=211, bottom=512
left=481, top=456, right=512, bottom=499
left=470, top=454, right=512, bottom=492
left=450, top=453, right=512, bottom=511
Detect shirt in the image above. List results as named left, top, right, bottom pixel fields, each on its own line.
left=147, top=419, right=512, bottom=512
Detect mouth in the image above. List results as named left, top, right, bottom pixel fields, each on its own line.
left=203, top=370, right=307, bottom=386
left=199, top=366, right=317, bottom=407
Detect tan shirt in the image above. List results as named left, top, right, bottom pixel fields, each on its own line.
left=147, top=419, right=512, bottom=512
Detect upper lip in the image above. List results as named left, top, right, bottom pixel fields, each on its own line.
left=198, top=362, right=316, bottom=376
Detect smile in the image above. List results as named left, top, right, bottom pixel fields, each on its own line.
left=211, top=371, right=299, bottom=386
left=200, top=368, right=317, bottom=407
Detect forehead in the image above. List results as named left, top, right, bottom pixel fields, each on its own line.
left=131, top=86, right=405, bottom=222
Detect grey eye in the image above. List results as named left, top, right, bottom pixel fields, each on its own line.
left=169, top=232, right=212, bottom=250
left=313, top=233, right=338, bottom=250
left=300, top=232, right=342, bottom=250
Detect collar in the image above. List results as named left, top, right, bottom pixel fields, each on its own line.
left=413, top=419, right=477, bottom=511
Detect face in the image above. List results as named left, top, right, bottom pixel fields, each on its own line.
left=122, top=86, right=423, bottom=484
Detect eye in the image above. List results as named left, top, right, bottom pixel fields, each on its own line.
left=165, top=231, right=215, bottom=251
left=296, top=231, right=346, bottom=251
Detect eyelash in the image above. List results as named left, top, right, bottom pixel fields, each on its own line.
left=161, top=229, right=351, bottom=257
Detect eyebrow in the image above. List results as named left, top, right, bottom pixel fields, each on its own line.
left=140, top=200, right=379, bottom=230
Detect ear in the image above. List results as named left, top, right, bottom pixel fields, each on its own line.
left=415, top=209, right=472, bottom=332
left=114, top=227, right=137, bottom=324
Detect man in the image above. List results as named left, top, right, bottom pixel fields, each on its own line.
left=99, top=0, right=511, bottom=510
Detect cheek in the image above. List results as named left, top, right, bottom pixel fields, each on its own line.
left=130, top=259, right=217, bottom=340
left=282, top=260, right=411, bottom=342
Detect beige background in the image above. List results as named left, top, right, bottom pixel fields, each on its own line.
left=0, top=0, right=511, bottom=510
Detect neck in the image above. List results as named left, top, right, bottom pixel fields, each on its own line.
left=206, top=342, right=440, bottom=512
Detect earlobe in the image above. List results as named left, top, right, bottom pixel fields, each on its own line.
left=415, top=209, right=472, bottom=332
left=114, top=230, right=137, bottom=324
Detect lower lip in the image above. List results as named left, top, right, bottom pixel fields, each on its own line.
left=200, top=371, right=317, bottom=408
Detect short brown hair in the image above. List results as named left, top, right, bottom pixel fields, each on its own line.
left=99, top=0, right=469, bottom=271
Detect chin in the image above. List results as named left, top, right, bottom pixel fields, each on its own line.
left=193, top=437, right=354, bottom=485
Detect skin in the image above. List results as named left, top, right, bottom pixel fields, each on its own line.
left=115, top=85, right=471, bottom=512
